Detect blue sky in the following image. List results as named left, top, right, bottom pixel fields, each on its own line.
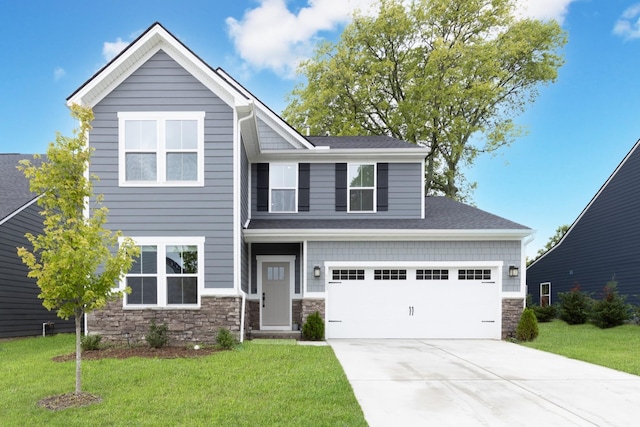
left=1, top=0, right=639, bottom=259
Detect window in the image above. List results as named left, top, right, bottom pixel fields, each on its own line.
left=332, top=269, right=365, bottom=281
left=123, top=237, right=204, bottom=308
left=540, top=282, right=551, bottom=306
left=416, top=269, right=449, bottom=280
left=348, top=163, right=375, bottom=212
left=374, top=269, right=407, bottom=280
left=118, top=112, right=205, bottom=186
left=269, top=164, right=297, bottom=212
left=458, top=269, right=491, bottom=280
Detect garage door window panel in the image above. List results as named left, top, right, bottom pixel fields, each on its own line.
left=332, top=269, right=365, bottom=280
left=374, top=269, right=407, bottom=280
left=458, top=269, right=491, bottom=280
left=417, top=269, right=449, bottom=280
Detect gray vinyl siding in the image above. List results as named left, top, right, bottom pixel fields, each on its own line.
left=90, top=50, right=235, bottom=289
left=251, top=162, right=422, bottom=219
left=250, top=243, right=302, bottom=294
left=0, top=203, right=75, bottom=338
left=306, top=240, right=521, bottom=293
left=527, top=140, right=640, bottom=306
left=257, top=118, right=295, bottom=150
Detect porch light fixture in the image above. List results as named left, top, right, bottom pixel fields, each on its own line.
left=508, top=265, right=519, bottom=278
left=313, top=266, right=321, bottom=278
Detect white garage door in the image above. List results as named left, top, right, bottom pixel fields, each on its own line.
left=326, top=266, right=501, bottom=339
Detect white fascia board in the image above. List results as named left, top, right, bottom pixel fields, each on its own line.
left=243, top=228, right=534, bottom=243
left=258, top=149, right=428, bottom=163
left=67, top=25, right=244, bottom=109
left=0, top=196, right=41, bottom=227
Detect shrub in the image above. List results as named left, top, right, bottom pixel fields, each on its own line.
left=216, top=328, right=237, bottom=350
left=81, top=334, right=102, bottom=351
left=591, top=281, right=630, bottom=329
left=516, top=308, right=539, bottom=341
left=302, top=311, right=324, bottom=341
left=146, top=319, right=168, bottom=348
left=532, top=304, right=557, bottom=322
left=558, top=285, right=592, bottom=325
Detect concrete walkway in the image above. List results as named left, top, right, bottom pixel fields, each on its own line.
left=329, top=339, right=640, bottom=426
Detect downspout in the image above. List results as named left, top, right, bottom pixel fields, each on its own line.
left=236, top=101, right=255, bottom=343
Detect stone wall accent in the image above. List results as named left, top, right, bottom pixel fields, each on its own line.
left=247, top=300, right=259, bottom=331
left=292, top=299, right=302, bottom=328
left=87, top=296, right=243, bottom=345
left=301, top=298, right=325, bottom=325
left=502, top=298, right=524, bottom=339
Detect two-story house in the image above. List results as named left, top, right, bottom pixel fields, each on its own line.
left=67, top=23, right=531, bottom=342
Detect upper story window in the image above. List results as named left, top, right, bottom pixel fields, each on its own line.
left=348, top=163, right=376, bottom=212
left=269, top=164, right=297, bottom=212
left=118, top=112, right=205, bottom=187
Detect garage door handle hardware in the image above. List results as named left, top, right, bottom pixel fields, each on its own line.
left=481, top=320, right=495, bottom=323
left=482, top=281, right=495, bottom=284
left=328, top=281, right=342, bottom=284
left=262, top=292, right=265, bottom=308
left=328, top=320, right=342, bottom=323
left=409, top=306, right=414, bottom=316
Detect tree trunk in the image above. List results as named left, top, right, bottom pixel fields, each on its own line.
left=75, top=311, right=82, bottom=395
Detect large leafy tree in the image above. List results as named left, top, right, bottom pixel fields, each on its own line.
left=283, top=0, right=567, bottom=200
left=18, top=105, right=139, bottom=397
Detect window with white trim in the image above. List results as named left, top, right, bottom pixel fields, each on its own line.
left=123, top=237, right=204, bottom=308
left=269, top=163, right=297, bottom=212
left=118, top=112, right=205, bottom=186
left=540, top=282, right=551, bottom=307
left=348, top=163, right=375, bottom=212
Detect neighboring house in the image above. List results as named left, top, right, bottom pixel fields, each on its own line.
left=527, top=139, right=640, bottom=307
left=0, top=154, right=75, bottom=338
left=67, top=22, right=532, bottom=342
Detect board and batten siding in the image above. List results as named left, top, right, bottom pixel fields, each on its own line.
left=306, top=240, right=522, bottom=293
left=90, top=50, right=235, bottom=289
left=250, top=162, right=422, bottom=219
left=527, top=140, right=640, bottom=306
left=0, top=202, right=75, bottom=337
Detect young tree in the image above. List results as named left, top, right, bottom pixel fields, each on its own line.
left=17, top=105, right=139, bottom=397
left=528, top=224, right=569, bottom=265
left=283, top=0, right=567, bottom=201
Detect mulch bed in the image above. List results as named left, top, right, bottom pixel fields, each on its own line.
left=38, top=392, right=103, bottom=411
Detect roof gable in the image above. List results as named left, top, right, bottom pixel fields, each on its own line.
left=0, top=154, right=41, bottom=223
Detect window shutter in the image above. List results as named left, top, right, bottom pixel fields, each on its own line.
left=298, top=163, right=310, bottom=212
left=377, top=163, right=388, bottom=211
left=335, top=163, right=347, bottom=211
left=257, top=163, right=269, bottom=211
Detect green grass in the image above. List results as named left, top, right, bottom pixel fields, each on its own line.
left=0, top=334, right=366, bottom=427
left=521, top=320, right=640, bottom=375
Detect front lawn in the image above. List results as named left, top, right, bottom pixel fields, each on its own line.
left=521, top=320, right=640, bottom=375
left=0, top=334, right=366, bottom=427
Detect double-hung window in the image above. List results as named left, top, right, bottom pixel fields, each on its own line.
left=123, top=237, right=204, bottom=308
left=269, top=163, right=297, bottom=212
left=118, top=112, right=205, bottom=186
left=348, top=163, right=375, bottom=212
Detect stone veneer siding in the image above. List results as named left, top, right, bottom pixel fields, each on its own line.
left=87, top=296, right=242, bottom=345
left=301, top=299, right=325, bottom=325
left=247, top=299, right=303, bottom=331
left=502, top=298, right=525, bottom=339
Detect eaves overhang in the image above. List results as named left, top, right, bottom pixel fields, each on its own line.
left=243, top=228, right=534, bottom=243
left=256, top=148, right=430, bottom=162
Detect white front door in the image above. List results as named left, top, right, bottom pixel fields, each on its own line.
left=258, top=257, right=294, bottom=330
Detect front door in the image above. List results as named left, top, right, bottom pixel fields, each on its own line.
left=260, top=260, right=292, bottom=330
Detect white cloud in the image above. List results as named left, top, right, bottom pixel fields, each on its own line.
left=613, top=3, right=640, bottom=40
left=53, top=66, right=65, bottom=81
left=102, top=37, right=129, bottom=62
left=226, top=0, right=377, bottom=78
left=226, top=0, right=576, bottom=78
left=515, top=0, right=576, bottom=24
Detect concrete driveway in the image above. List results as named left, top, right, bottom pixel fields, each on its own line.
left=329, top=339, right=640, bottom=426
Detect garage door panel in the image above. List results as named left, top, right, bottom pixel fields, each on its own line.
left=326, top=272, right=501, bottom=339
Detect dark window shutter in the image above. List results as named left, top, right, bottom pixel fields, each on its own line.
left=335, top=163, right=347, bottom=211
left=298, top=163, right=310, bottom=212
left=257, top=163, right=269, bottom=211
left=377, top=163, right=388, bottom=211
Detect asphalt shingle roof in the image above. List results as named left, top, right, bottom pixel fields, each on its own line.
left=306, top=135, right=419, bottom=149
left=248, top=196, right=530, bottom=231
left=0, top=154, right=41, bottom=221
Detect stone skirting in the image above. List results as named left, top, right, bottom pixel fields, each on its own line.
left=502, top=298, right=525, bottom=339
left=87, top=296, right=243, bottom=345
left=247, top=299, right=305, bottom=331
left=301, top=299, right=325, bottom=325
